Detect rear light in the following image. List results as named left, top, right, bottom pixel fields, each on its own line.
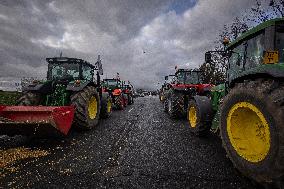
left=74, top=80, right=81, bottom=87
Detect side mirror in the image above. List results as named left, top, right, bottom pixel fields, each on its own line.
left=205, top=52, right=212, bottom=63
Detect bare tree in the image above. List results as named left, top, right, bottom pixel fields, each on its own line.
left=199, top=17, right=248, bottom=85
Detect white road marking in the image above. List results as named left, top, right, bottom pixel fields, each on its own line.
left=128, top=108, right=134, bottom=113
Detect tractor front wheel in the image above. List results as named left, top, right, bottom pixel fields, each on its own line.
left=71, top=86, right=100, bottom=130
left=168, top=90, right=184, bottom=118
left=123, top=94, right=128, bottom=107
left=187, top=96, right=213, bottom=136
left=101, top=92, right=112, bottom=118
left=128, top=94, right=134, bottom=105
left=220, top=79, right=284, bottom=186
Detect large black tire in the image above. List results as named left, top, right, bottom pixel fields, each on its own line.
left=100, top=92, right=112, bottom=119
left=163, top=97, right=168, bottom=112
left=220, top=79, right=284, bottom=186
left=168, top=90, right=185, bottom=118
left=17, top=92, right=41, bottom=105
left=187, top=96, right=213, bottom=136
left=114, top=95, right=124, bottom=110
left=71, top=86, right=100, bottom=130
left=127, top=94, right=134, bottom=105
left=123, top=94, right=128, bottom=107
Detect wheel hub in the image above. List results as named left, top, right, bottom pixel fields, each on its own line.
left=189, top=106, right=197, bottom=128
left=227, top=102, right=271, bottom=163
left=107, top=99, right=112, bottom=113
left=88, top=97, right=98, bottom=119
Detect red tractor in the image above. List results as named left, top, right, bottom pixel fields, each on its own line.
left=164, top=69, right=213, bottom=118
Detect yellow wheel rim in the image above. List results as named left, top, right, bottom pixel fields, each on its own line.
left=189, top=106, right=197, bottom=128
left=161, top=96, right=164, bottom=101
left=227, top=102, right=271, bottom=163
left=107, top=99, right=112, bottom=113
left=88, top=97, right=98, bottom=119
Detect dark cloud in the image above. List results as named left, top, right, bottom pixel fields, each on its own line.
left=0, top=0, right=256, bottom=89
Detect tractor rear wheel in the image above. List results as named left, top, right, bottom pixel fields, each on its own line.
left=100, top=92, right=112, bottom=118
left=163, top=98, right=168, bottom=112
left=17, top=92, right=41, bottom=105
left=220, top=79, right=284, bottom=186
left=127, top=94, right=134, bottom=105
left=71, top=86, right=100, bottom=130
left=114, top=95, right=124, bottom=110
left=168, top=90, right=184, bottom=118
left=187, top=96, right=213, bottom=136
left=123, top=94, right=128, bottom=107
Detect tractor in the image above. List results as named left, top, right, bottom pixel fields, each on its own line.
left=102, top=78, right=128, bottom=109
left=164, top=69, right=213, bottom=118
left=159, top=74, right=175, bottom=102
left=0, top=55, right=112, bottom=137
left=122, top=82, right=134, bottom=105
left=187, top=18, right=284, bottom=186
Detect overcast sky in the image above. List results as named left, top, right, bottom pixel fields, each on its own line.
left=0, top=0, right=256, bottom=89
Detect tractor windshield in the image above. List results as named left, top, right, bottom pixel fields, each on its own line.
left=49, top=63, right=80, bottom=80
left=82, top=64, right=93, bottom=81
left=185, top=71, right=201, bottom=84
left=276, top=24, right=284, bottom=63
left=176, top=71, right=201, bottom=84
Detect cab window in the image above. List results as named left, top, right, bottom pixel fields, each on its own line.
left=228, top=42, right=245, bottom=79
left=82, top=65, right=93, bottom=81
left=245, top=32, right=265, bottom=68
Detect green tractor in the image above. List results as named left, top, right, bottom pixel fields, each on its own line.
left=102, top=78, right=128, bottom=109
left=0, top=55, right=112, bottom=137
left=187, top=18, right=284, bottom=186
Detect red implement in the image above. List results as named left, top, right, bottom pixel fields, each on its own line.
left=0, top=106, right=75, bottom=137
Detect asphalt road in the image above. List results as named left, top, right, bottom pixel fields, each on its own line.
left=1, top=96, right=259, bottom=188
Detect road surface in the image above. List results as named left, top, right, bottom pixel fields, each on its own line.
left=1, top=96, right=258, bottom=188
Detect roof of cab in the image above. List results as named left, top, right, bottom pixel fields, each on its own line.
left=227, top=18, right=284, bottom=49
left=46, top=57, right=96, bottom=69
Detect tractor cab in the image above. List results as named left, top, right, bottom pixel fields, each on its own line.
left=206, top=18, right=284, bottom=86
left=46, top=57, right=97, bottom=82
left=174, top=69, right=203, bottom=85
left=102, top=78, right=122, bottom=92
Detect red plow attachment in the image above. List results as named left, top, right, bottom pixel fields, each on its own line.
left=0, top=106, right=75, bottom=137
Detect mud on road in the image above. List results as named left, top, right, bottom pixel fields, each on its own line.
left=1, top=96, right=258, bottom=188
